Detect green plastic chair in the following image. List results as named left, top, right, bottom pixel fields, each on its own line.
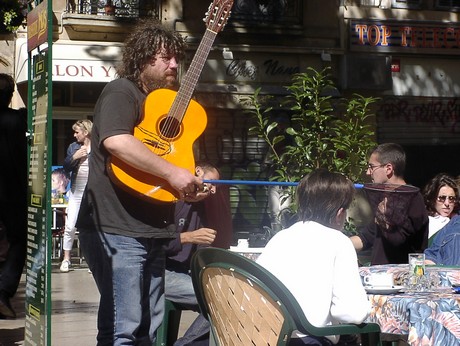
left=191, top=247, right=382, bottom=346
left=154, top=299, right=185, bottom=346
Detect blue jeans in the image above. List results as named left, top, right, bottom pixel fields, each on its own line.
left=165, top=270, right=210, bottom=346
left=79, top=229, right=166, bottom=346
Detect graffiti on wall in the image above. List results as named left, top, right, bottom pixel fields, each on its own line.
left=376, top=97, right=460, bottom=144
left=378, top=97, right=460, bottom=125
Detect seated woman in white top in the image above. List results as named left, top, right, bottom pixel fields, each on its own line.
left=422, top=173, right=459, bottom=240
left=257, top=169, right=370, bottom=346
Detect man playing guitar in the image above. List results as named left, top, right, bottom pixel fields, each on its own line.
left=76, top=19, right=203, bottom=345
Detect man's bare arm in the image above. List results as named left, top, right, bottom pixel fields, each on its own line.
left=180, top=228, right=217, bottom=245
left=104, top=133, right=201, bottom=197
left=350, top=235, right=364, bottom=251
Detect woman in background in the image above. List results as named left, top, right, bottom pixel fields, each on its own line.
left=60, top=119, right=92, bottom=273
left=422, top=173, right=459, bottom=240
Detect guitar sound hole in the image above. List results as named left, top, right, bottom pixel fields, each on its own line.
left=159, top=117, right=181, bottom=139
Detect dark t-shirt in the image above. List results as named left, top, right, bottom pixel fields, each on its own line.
left=164, top=201, right=207, bottom=273
left=358, top=191, right=429, bottom=265
left=76, top=78, right=176, bottom=238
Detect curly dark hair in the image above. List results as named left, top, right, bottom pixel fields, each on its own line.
left=422, top=173, right=459, bottom=216
left=117, top=19, right=186, bottom=91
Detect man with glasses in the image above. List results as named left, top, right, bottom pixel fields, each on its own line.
left=350, top=143, right=429, bottom=264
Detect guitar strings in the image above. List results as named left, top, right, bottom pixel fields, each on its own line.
left=149, top=29, right=217, bottom=154
left=152, top=29, right=217, bottom=153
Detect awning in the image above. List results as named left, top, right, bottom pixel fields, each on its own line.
left=15, top=38, right=122, bottom=84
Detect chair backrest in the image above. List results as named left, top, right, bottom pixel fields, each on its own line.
left=192, top=248, right=295, bottom=345
left=191, top=247, right=382, bottom=346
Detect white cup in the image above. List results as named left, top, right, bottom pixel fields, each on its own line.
left=364, top=273, right=394, bottom=287
left=237, top=239, right=249, bottom=248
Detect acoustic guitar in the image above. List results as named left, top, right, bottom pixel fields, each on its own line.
left=108, top=0, right=234, bottom=203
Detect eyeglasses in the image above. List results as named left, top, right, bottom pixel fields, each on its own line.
left=436, top=195, right=457, bottom=204
left=367, top=163, right=386, bottom=171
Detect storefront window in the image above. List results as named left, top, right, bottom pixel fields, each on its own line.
left=435, top=0, right=460, bottom=11
left=75, top=0, right=160, bottom=17
left=392, top=0, right=421, bottom=9
left=231, top=0, right=303, bottom=25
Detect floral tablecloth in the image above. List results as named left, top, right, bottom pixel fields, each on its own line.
left=359, top=264, right=460, bottom=287
left=360, top=264, right=460, bottom=346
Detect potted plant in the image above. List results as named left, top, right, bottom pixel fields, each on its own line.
left=243, top=67, right=379, bottom=235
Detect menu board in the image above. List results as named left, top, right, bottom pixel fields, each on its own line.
left=25, top=51, right=51, bottom=346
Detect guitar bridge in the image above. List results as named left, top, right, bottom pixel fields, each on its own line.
left=138, top=127, right=172, bottom=156
left=143, top=137, right=171, bottom=156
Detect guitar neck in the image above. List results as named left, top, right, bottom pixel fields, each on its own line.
left=170, top=29, right=217, bottom=121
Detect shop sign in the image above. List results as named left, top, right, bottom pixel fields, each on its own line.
left=200, top=56, right=303, bottom=85
left=15, top=38, right=121, bottom=83
left=350, top=20, right=460, bottom=53
left=27, top=1, right=48, bottom=52
left=52, top=62, right=117, bottom=82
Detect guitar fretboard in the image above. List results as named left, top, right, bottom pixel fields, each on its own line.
left=169, top=29, right=218, bottom=123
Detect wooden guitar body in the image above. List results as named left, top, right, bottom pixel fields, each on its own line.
left=108, top=89, right=207, bottom=203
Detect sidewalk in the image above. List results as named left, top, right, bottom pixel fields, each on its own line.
left=0, top=261, right=197, bottom=346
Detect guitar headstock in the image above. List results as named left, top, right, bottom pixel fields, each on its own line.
left=203, top=0, right=234, bottom=33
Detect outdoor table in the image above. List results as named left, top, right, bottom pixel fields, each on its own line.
left=228, top=246, right=264, bottom=261
left=360, top=264, right=460, bottom=345
left=359, top=263, right=460, bottom=287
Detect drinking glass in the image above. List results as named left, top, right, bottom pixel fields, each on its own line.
left=407, top=253, right=426, bottom=291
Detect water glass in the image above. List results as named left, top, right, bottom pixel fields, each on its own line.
left=407, top=253, right=426, bottom=291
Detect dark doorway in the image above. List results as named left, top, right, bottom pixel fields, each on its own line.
left=403, top=144, right=460, bottom=189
